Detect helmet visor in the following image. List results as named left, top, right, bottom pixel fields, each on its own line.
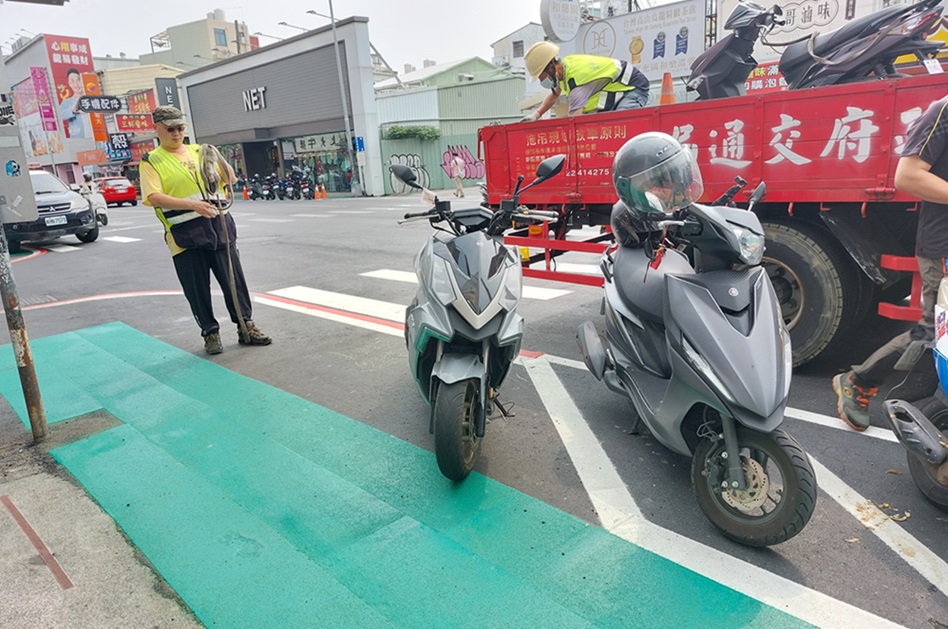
left=624, top=149, right=703, bottom=215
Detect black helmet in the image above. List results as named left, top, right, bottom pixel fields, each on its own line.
left=612, top=132, right=703, bottom=221
left=82, top=172, right=93, bottom=182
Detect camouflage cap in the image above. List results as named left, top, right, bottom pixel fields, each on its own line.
left=152, top=106, right=185, bottom=127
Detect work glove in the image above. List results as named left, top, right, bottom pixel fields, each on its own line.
left=520, top=111, right=541, bottom=123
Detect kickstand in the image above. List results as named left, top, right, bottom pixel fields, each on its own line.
left=493, top=396, right=516, bottom=419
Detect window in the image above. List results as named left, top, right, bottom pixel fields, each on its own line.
left=512, top=40, right=524, bottom=58
left=214, top=28, right=227, bottom=46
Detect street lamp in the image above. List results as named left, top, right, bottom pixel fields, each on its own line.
left=277, top=22, right=308, bottom=32
left=253, top=32, right=285, bottom=41
left=306, top=2, right=360, bottom=195
left=194, top=54, right=216, bottom=62
left=176, top=61, right=199, bottom=69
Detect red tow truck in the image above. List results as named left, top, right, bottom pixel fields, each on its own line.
left=479, top=73, right=946, bottom=366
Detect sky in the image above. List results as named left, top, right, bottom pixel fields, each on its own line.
left=0, top=0, right=542, bottom=72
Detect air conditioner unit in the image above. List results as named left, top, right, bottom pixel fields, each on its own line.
left=492, top=55, right=510, bottom=67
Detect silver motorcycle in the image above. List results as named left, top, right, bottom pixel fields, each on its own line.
left=392, top=155, right=563, bottom=481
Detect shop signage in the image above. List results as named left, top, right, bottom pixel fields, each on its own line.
left=76, top=95, right=123, bottom=113
left=293, top=131, right=347, bottom=154
left=155, top=77, right=179, bottom=108
left=540, top=0, right=581, bottom=43
left=105, top=133, right=131, bottom=161
left=130, top=139, right=155, bottom=164
left=242, top=86, right=267, bottom=112
left=116, top=114, right=155, bottom=133
left=127, top=89, right=157, bottom=115
left=76, top=148, right=105, bottom=166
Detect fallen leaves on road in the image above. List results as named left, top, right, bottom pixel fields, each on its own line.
left=886, top=469, right=901, bottom=475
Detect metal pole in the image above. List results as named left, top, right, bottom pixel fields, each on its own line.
left=327, top=0, right=360, bottom=195
left=0, top=222, right=47, bottom=442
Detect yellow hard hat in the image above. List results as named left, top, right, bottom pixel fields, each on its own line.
left=524, top=41, right=560, bottom=79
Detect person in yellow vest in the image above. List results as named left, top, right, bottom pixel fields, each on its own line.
left=140, top=106, right=271, bottom=355
left=521, top=42, right=650, bottom=121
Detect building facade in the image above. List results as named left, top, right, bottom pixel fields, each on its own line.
left=141, top=9, right=252, bottom=71
left=177, top=16, right=384, bottom=196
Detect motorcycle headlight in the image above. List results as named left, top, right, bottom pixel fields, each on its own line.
left=682, top=336, right=737, bottom=404
left=70, top=197, right=89, bottom=211
left=732, top=227, right=764, bottom=265
left=419, top=255, right=457, bottom=306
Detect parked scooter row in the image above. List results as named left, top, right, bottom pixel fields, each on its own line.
left=240, top=172, right=323, bottom=201
left=688, top=0, right=944, bottom=99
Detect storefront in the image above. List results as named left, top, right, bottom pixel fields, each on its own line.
left=177, top=16, right=383, bottom=196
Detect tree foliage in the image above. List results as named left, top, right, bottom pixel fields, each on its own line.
left=384, top=125, right=442, bottom=142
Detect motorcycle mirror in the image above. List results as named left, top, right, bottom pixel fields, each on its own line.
left=747, top=182, right=767, bottom=210
left=534, top=154, right=566, bottom=182
left=390, top=164, right=422, bottom=189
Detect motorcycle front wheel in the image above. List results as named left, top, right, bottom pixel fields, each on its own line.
left=693, top=427, right=816, bottom=547
left=433, top=379, right=481, bottom=481
left=908, top=398, right=948, bottom=512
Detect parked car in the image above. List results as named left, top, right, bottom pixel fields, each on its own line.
left=4, top=170, right=99, bottom=253
left=94, top=176, right=138, bottom=206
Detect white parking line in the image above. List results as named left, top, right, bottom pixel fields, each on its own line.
left=361, top=269, right=573, bottom=301
left=522, top=355, right=901, bottom=629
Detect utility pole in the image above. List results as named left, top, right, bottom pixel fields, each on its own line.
left=0, top=53, right=47, bottom=443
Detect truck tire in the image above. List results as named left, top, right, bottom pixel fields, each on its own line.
left=761, top=221, right=864, bottom=367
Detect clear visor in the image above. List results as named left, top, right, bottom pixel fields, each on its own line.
left=627, top=149, right=704, bottom=214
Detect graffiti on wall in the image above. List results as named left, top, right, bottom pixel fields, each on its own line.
left=441, top=145, right=485, bottom=180
left=389, top=153, right=431, bottom=194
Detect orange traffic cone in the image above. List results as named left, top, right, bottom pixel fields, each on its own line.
left=320, top=185, right=328, bottom=199
left=659, top=72, right=675, bottom=105
left=242, top=187, right=248, bottom=200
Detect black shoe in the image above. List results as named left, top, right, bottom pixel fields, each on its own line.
left=238, top=320, right=272, bottom=346
left=204, top=333, right=223, bottom=355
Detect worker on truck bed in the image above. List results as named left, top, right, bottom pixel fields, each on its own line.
left=521, top=42, right=650, bottom=121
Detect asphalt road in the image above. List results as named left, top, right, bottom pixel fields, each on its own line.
left=1, top=193, right=946, bottom=628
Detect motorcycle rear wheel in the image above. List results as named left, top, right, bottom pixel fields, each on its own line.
left=908, top=398, right=948, bottom=513
left=433, top=379, right=481, bottom=481
left=693, top=427, right=816, bottom=547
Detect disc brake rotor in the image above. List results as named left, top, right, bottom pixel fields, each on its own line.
left=722, top=458, right=770, bottom=511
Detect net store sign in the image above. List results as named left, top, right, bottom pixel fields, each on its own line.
left=242, top=86, right=267, bottom=112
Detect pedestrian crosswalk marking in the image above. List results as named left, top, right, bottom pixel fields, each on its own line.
left=267, top=286, right=404, bottom=323
left=46, top=244, right=81, bottom=253
left=246, top=218, right=294, bottom=223
left=102, top=236, right=142, bottom=243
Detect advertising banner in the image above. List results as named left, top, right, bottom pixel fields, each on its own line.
left=44, top=34, right=95, bottom=139
left=130, top=139, right=155, bottom=164
left=29, top=67, right=57, bottom=132
left=116, top=114, right=155, bottom=133
left=76, top=96, right=123, bottom=113
left=12, top=74, right=64, bottom=157
left=81, top=72, right=109, bottom=143
left=127, top=89, right=158, bottom=115
left=558, top=0, right=705, bottom=81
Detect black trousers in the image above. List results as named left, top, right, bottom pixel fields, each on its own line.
left=172, top=245, right=253, bottom=337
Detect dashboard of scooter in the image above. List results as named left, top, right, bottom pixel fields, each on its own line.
left=449, top=207, right=494, bottom=231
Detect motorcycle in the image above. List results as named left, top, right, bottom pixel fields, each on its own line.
left=687, top=1, right=784, bottom=100
left=883, top=277, right=948, bottom=513
left=687, top=0, right=943, bottom=99
left=576, top=174, right=817, bottom=547
left=261, top=175, right=277, bottom=201
left=275, top=176, right=288, bottom=200
left=300, top=177, right=315, bottom=200
left=393, top=155, right=564, bottom=481
left=780, top=0, right=944, bottom=89
left=79, top=186, right=109, bottom=227
left=247, top=175, right=264, bottom=201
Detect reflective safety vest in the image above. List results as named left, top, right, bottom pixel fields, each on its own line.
left=143, top=144, right=236, bottom=251
left=561, top=54, right=650, bottom=114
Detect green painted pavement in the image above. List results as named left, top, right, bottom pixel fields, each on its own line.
left=0, top=322, right=814, bottom=628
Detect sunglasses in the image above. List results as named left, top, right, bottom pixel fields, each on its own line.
left=162, top=124, right=186, bottom=133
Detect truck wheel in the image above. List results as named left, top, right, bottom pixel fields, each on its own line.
left=761, top=221, right=864, bottom=367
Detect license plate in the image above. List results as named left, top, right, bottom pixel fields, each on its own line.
left=114, top=188, right=126, bottom=193
left=45, top=216, right=68, bottom=227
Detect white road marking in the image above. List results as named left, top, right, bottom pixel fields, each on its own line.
left=255, top=284, right=947, bottom=611
left=46, top=244, right=80, bottom=253
left=538, top=262, right=602, bottom=276
left=784, top=407, right=898, bottom=443
left=809, top=457, right=948, bottom=596
left=101, top=236, right=142, bottom=243
left=329, top=210, right=375, bottom=215
left=267, top=286, right=404, bottom=322
left=246, top=218, right=294, bottom=223
left=521, top=355, right=901, bottom=629
left=290, top=214, right=334, bottom=218
left=361, top=269, right=573, bottom=301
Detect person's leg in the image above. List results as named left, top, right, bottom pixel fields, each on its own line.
left=455, top=175, right=464, bottom=197
left=613, top=89, right=649, bottom=111
left=836, top=256, right=944, bottom=429
left=172, top=249, right=218, bottom=336
left=209, top=244, right=272, bottom=345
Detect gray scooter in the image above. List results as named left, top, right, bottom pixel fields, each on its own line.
left=577, top=182, right=818, bottom=546
left=393, top=156, right=564, bottom=481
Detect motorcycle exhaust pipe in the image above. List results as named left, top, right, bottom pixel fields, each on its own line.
left=883, top=400, right=948, bottom=474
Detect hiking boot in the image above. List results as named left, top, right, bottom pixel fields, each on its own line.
left=832, top=371, right=877, bottom=431
left=238, top=320, right=272, bottom=346
left=204, top=332, right=223, bottom=355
